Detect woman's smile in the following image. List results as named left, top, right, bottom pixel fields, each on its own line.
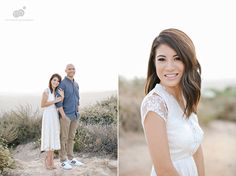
left=164, top=73, right=179, bottom=80
left=155, top=44, right=184, bottom=88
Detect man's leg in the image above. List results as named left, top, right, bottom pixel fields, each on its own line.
left=59, top=117, right=70, bottom=162
left=67, top=119, right=79, bottom=160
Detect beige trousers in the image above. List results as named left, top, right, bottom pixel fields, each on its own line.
left=59, top=116, right=78, bottom=162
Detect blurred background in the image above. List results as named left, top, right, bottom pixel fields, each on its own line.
left=119, top=0, right=236, bottom=176
left=119, top=77, right=236, bottom=176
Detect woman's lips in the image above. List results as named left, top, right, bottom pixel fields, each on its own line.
left=164, top=73, right=179, bottom=80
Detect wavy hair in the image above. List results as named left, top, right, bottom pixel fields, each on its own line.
left=144, top=28, right=201, bottom=117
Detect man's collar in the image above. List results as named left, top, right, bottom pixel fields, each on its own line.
left=65, top=76, right=74, bottom=82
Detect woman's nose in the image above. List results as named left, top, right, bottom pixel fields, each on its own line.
left=165, top=60, right=175, bottom=70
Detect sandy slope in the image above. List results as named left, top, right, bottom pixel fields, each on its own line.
left=119, top=120, right=236, bottom=176
left=7, top=143, right=117, bottom=176
left=203, top=120, right=236, bottom=175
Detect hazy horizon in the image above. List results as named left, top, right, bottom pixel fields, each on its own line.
left=0, top=89, right=117, bottom=95
left=0, top=90, right=117, bottom=114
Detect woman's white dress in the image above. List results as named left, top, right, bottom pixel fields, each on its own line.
left=141, top=84, right=204, bottom=176
left=41, top=88, right=60, bottom=151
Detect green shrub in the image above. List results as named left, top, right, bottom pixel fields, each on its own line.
left=77, top=96, right=117, bottom=157
left=0, top=97, right=117, bottom=160
left=0, top=137, right=15, bottom=174
left=80, top=96, right=117, bottom=125
left=0, top=137, right=7, bottom=148
left=74, top=123, right=117, bottom=158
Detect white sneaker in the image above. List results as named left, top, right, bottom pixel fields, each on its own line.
left=68, top=158, right=84, bottom=166
left=61, top=160, right=72, bottom=170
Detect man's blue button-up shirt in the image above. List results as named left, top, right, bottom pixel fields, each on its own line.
left=55, top=76, right=80, bottom=120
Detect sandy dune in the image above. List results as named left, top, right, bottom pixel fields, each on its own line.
left=7, top=143, right=117, bottom=176
left=119, top=120, right=236, bottom=176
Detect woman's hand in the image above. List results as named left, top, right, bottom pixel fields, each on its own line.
left=58, top=88, right=64, bottom=99
left=41, top=91, right=62, bottom=107
left=54, top=96, right=62, bottom=103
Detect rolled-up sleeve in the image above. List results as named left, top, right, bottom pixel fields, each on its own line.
left=55, top=82, right=65, bottom=108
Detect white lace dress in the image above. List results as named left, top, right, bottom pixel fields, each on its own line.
left=41, top=88, right=61, bottom=151
left=141, top=84, right=204, bottom=176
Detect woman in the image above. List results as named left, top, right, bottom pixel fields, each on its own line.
left=41, top=73, right=64, bottom=169
left=141, top=28, right=205, bottom=176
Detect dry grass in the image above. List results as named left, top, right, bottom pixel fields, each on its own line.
left=0, top=105, right=42, bottom=146
left=119, top=77, right=145, bottom=134
left=75, top=123, right=117, bottom=158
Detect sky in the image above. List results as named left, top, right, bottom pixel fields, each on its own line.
left=0, top=0, right=119, bottom=93
left=1, top=1, right=236, bottom=94
left=120, top=0, right=236, bottom=83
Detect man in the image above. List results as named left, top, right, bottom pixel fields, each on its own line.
left=56, top=64, right=84, bottom=170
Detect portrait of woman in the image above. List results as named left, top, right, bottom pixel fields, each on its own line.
left=141, top=28, right=205, bottom=176
left=41, top=73, right=64, bottom=170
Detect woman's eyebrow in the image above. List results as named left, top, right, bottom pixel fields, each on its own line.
left=156, top=54, right=166, bottom=58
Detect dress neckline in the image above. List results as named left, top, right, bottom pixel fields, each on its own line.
left=155, top=84, right=186, bottom=116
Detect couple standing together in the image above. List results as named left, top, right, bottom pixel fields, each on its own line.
left=40, top=64, right=84, bottom=170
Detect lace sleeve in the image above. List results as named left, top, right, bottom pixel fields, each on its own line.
left=141, top=94, right=168, bottom=126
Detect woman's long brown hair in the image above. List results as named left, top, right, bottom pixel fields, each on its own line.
left=48, top=73, right=62, bottom=94
left=145, top=28, right=201, bottom=117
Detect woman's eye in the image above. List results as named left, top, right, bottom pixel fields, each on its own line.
left=174, top=57, right=181, bottom=61
left=157, top=58, right=165, bottom=61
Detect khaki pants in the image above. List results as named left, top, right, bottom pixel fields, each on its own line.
left=59, top=116, right=78, bottom=162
